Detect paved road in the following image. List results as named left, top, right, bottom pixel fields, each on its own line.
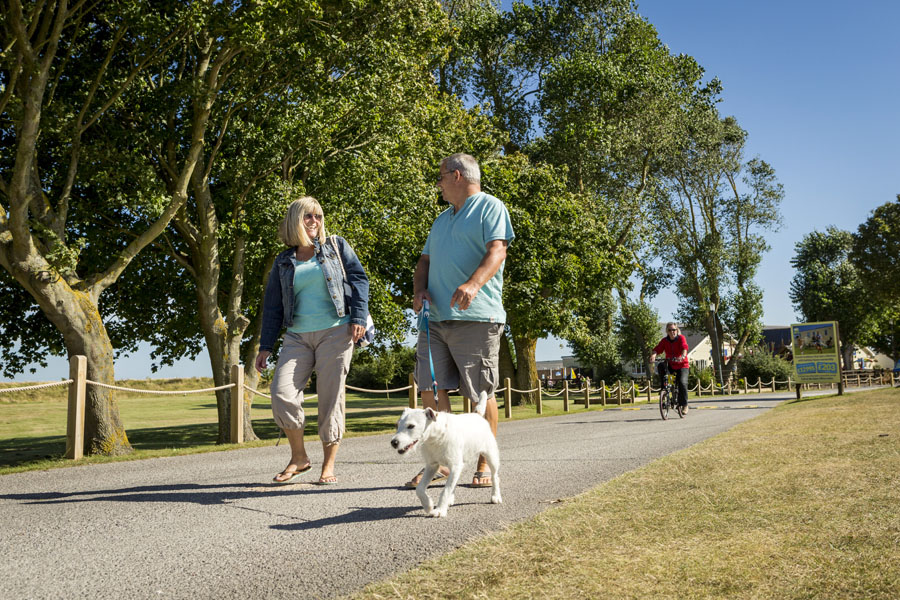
left=0, top=391, right=837, bottom=599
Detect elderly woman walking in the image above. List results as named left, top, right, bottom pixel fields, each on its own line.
left=255, top=196, right=369, bottom=485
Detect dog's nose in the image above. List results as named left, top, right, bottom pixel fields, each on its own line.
left=390, top=439, right=399, bottom=448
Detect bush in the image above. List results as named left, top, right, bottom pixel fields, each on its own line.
left=736, top=348, right=793, bottom=390
left=347, top=345, right=416, bottom=391
left=688, top=364, right=715, bottom=390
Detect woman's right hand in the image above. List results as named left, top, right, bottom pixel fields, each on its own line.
left=255, top=350, right=271, bottom=373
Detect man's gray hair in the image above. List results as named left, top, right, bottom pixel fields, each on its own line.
left=442, top=153, right=481, bottom=184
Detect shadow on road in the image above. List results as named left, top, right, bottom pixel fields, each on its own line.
left=0, top=482, right=402, bottom=506
left=270, top=504, right=421, bottom=530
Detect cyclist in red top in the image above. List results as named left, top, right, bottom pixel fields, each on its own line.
left=649, top=322, right=690, bottom=414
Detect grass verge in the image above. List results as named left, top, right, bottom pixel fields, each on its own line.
left=354, top=387, right=900, bottom=599
left=1, top=380, right=648, bottom=474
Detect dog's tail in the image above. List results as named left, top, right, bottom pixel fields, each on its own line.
left=474, top=389, right=487, bottom=416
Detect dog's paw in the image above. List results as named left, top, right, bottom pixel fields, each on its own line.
left=427, top=508, right=446, bottom=518
left=491, top=494, right=502, bottom=504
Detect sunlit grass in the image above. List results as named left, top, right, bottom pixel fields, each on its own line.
left=1, top=378, right=644, bottom=473
left=355, top=387, right=900, bottom=599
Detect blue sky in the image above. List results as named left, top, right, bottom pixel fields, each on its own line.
left=539, top=0, right=900, bottom=360
left=8, top=0, right=899, bottom=380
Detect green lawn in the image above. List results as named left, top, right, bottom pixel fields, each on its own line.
left=0, top=379, right=641, bottom=473
left=0, top=375, right=812, bottom=474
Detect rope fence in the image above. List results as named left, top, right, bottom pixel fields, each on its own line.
left=85, top=380, right=236, bottom=394
left=2, top=355, right=896, bottom=460
left=0, top=379, right=74, bottom=393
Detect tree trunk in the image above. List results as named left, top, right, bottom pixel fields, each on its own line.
left=0, top=259, right=132, bottom=455
left=498, top=328, right=517, bottom=403
left=512, top=333, right=539, bottom=405
left=240, top=312, right=264, bottom=442
left=842, top=345, right=854, bottom=372
left=705, top=310, right=725, bottom=388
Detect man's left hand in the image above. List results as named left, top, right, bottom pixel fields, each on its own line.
left=349, top=323, right=365, bottom=343
left=450, top=281, right=480, bottom=311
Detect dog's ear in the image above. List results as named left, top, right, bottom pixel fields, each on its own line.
left=424, top=407, right=438, bottom=421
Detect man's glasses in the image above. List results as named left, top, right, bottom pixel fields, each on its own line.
left=436, top=170, right=455, bottom=182
left=303, top=213, right=323, bottom=221
left=667, top=329, right=678, bottom=332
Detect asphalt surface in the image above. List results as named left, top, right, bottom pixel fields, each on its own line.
left=0, top=391, right=832, bottom=599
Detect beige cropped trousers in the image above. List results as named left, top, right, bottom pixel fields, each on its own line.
left=269, top=325, right=354, bottom=443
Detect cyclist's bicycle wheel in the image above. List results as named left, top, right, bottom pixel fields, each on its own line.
left=676, top=401, right=684, bottom=418
left=659, top=389, right=670, bottom=420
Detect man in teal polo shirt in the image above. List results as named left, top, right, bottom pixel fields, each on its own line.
left=406, top=153, right=515, bottom=489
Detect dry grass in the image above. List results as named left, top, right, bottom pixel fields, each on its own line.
left=354, top=388, right=900, bottom=600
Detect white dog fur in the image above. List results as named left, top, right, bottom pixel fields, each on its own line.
left=472, top=389, right=487, bottom=416
left=390, top=407, right=501, bottom=517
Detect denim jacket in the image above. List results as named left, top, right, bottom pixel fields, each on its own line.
left=260, top=236, right=369, bottom=352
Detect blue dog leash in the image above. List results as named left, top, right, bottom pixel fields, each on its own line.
left=419, top=299, right=438, bottom=398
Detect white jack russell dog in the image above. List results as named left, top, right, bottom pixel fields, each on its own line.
left=390, top=406, right=501, bottom=517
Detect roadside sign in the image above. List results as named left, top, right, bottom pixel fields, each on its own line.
left=791, top=321, right=841, bottom=383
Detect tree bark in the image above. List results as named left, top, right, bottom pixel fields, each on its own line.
left=182, top=173, right=255, bottom=444
left=0, top=252, right=132, bottom=454
left=512, top=333, right=539, bottom=405
left=498, top=328, right=517, bottom=403
left=240, top=310, right=264, bottom=442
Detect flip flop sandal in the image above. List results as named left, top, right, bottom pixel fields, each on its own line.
left=272, top=463, right=312, bottom=485
left=404, top=468, right=448, bottom=488
left=314, top=475, right=338, bottom=485
left=470, top=471, right=492, bottom=488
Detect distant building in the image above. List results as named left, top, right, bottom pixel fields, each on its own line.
left=536, top=360, right=566, bottom=380
left=852, top=346, right=894, bottom=370
left=761, top=326, right=792, bottom=357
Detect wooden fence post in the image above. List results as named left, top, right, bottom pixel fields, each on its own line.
left=65, top=355, right=87, bottom=460
left=563, top=380, right=569, bottom=412
left=408, top=373, right=417, bottom=409
left=770, top=378, right=776, bottom=393
left=504, top=378, right=512, bottom=419
left=744, top=378, right=749, bottom=394
left=463, top=396, right=471, bottom=413
left=646, top=379, right=652, bottom=403
left=616, top=383, right=622, bottom=406
left=536, top=380, right=543, bottom=415
left=230, top=364, right=244, bottom=445
left=584, top=378, right=591, bottom=409
left=600, top=380, right=606, bottom=406
left=630, top=381, right=636, bottom=403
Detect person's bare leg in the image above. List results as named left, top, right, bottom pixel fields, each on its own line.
left=274, top=428, right=310, bottom=482
left=421, top=388, right=453, bottom=412
left=474, top=396, right=499, bottom=485
left=406, top=389, right=452, bottom=486
left=318, top=441, right=339, bottom=483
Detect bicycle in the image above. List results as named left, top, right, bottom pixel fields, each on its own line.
left=656, top=358, right=684, bottom=420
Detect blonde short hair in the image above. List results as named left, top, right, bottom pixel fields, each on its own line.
left=278, top=196, right=327, bottom=247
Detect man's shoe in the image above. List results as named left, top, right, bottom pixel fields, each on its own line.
left=682, top=404, right=689, bottom=414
